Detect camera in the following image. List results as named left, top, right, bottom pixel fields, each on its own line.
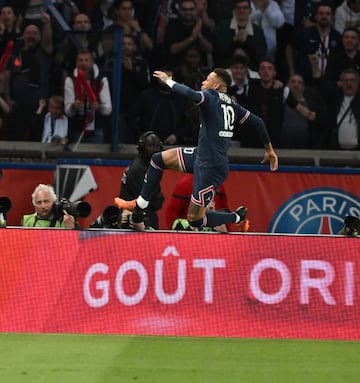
left=0, top=196, right=11, bottom=214
left=54, top=198, right=91, bottom=220
left=90, top=205, right=143, bottom=230
left=343, top=215, right=360, bottom=237
left=90, top=205, right=121, bottom=228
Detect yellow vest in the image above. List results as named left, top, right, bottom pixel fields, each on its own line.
left=22, top=214, right=64, bottom=228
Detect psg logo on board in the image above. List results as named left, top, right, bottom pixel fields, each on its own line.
left=269, top=188, right=360, bottom=235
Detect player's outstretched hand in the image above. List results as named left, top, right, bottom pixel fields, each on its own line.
left=261, top=145, right=278, bottom=171
left=153, top=70, right=170, bottom=84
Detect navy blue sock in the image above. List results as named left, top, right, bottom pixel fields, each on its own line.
left=205, top=211, right=237, bottom=227
left=141, top=152, right=165, bottom=201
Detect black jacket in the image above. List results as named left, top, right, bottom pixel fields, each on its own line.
left=120, top=154, right=164, bottom=229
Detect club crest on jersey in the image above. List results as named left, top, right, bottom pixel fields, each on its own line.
left=269, top=187, right=360, bottom=234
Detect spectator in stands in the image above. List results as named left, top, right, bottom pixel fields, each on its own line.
left=172, top=44, right=207, bottom=89
left=230, top=46, right=260, bottom=78
left=214, top=0, right=267, bottom=69
left=4, top=10, right=53, bottom=141
left=54, top=13, right=101, bottom=83
left=119, top=131, right=164, bottom=229
left=290, top=1, right=342, bottom=82
left=334, top=0, right=360, bottom=35
left=227, top=54, right=260, bottom=143
left=0, top=5, right=22, bottom=56
left=243, top=58, right=312, bottom=148
left=207, top=0, right=234, bottom=23
left=165, top=173, right=229, bottom=230
left=312, top=66, right=360, bottom=149
left=90, top=0, right=115, bottom=31
left=241, top=58, right=287, bottom=147
left=325, top=27, right=360, bottom=83
left=138, top=0, right=178, bottom=68
left=294, top=1, right=325, bottom=31
left=64, top=49, right=112, bottom=144
left=35, top=95, right=69, bottom=146
left=282, top=73, right=328, bottom=148
left=127, top=66, right=191, bottom=145
left=250, top=0, right=285, bottom=61
left=118, top=33, right=150, bottom=144
left=23, top=0, right=79, bottom=25
left=163, top=0, right=214, bottom=68
left=275, top=0, right=295, bottom=82
left=105, top=0, right=153, bottom=56
left=195, top=0, right=215, bottom=32
left=22, top=183, right=76, bottom=228
left=227, top=54, right=258, bottom=107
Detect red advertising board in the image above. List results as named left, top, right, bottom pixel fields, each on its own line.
left=1, top=164, right=360, bottom=234
left=0, top=228, right=359, bottom=340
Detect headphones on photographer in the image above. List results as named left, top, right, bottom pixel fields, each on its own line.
left=137, top=131, right=162, bottom=153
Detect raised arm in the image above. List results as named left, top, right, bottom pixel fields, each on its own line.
left=153, top=71, right=203, bottom=103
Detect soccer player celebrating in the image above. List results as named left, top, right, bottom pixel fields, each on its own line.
left=115, top=68, right=278, bottom=230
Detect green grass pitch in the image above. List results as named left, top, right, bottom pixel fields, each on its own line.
left=0, top=333, right=359, bottom=382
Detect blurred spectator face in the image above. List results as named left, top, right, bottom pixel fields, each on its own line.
left=0, top=6, right=16, bottom=27
left=100, top=32, right=113, bottom=55
left=48, top=99, right=64, bottom=119
left=314, top=5, right=333, bottom=28
left=183, top=46, right=201, bottom=69
left=33, top=190, right=54, bottom=219
left=340, top=71, right=360, bottom=96
left=233, top=0, right=251, bottom=23
left=258, top=60, right=276, bottom=83
left=195, top=0, right=208, bottom=13
left=76, top=52, right=94, bottom=72
left=287, top=74, right=305, bottom=97
left=342, top=29, right=360, bottom=51
left=73, top=13, right=91, bottom=31
left=23, top=25, right=41, bottom=48
left=349, top=0, right=360, bottom=12
left=178, top=0, right=197, bottom=24
left=230, top=62, right=248, bottom=83
left=123, top=35, right=136, bottom=57
left=114, top=0, right=134, bottom=23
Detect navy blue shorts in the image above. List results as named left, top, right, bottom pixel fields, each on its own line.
left=176, top=147, right=229, bottom=207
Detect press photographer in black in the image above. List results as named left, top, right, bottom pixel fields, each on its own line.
left=339, top=215, right=360, bottom=237
left=117, top=131, right=164, bottom=229
left=22, top=184, right=90, bottom=228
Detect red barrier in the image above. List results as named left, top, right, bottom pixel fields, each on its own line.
left=2, top=165, right=360, bottom=233
left=0, top=228, right=359, bottom=340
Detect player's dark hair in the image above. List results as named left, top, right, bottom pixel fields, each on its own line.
left=213, top=68, right=232, bottom=90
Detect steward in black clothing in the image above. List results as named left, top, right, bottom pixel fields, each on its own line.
left=119, top=131, right=164, bottom=229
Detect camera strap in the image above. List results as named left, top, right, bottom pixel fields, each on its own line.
left=33, top=214, right=57, bottom=227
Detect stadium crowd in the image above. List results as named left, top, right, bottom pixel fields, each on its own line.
left=0, top=0, right=359, bottom=151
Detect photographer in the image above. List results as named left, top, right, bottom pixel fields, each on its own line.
left=339, top=215, right=360, bottom=237
left=22, top=184, right=76, bottom=228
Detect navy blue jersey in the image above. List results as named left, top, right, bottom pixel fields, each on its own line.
left=171, top=82, right=270, bottom=167
left=196, top=89, right=249, bottom=167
